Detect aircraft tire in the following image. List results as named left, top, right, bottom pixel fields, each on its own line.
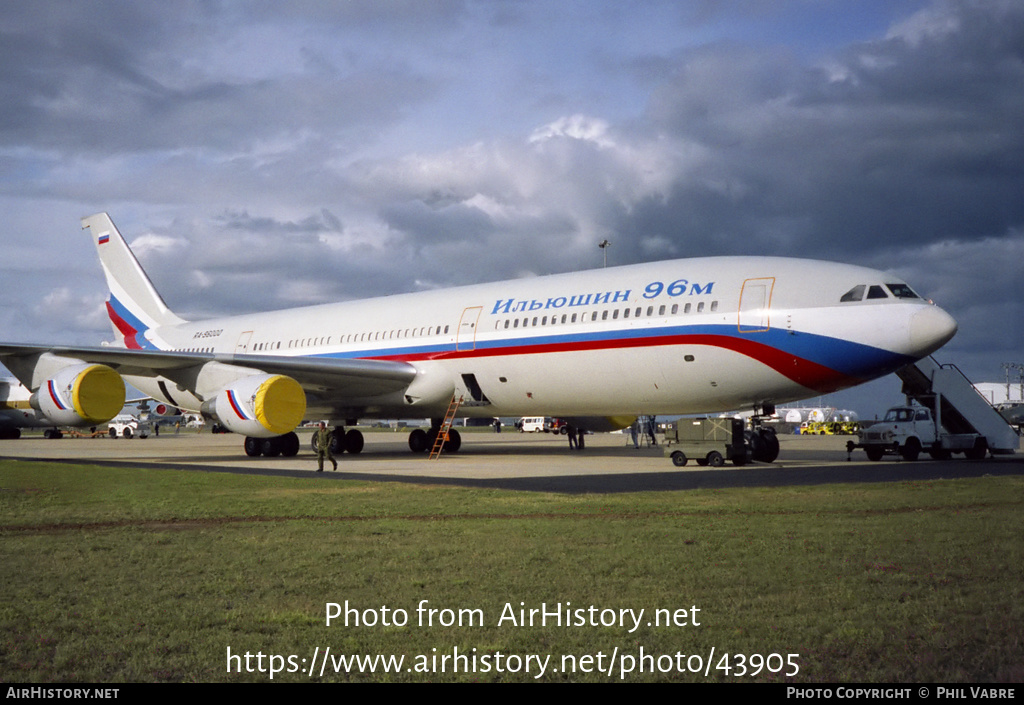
left=280, top=432, right=300, bottom=457
left=763, top=429, right=780, bottom=462
left=344, top=429, right=364, bottom=454
left=408, top=428, right=428, bottom=453
left=261, top=437, right=281, bottom=457
left=328, top=430, right=344, bottom=455
left=445, top=428, right=461, bottom=453
left=749, top=428, right=780, bottom=463
left=244, top=436, right=262, bottom=457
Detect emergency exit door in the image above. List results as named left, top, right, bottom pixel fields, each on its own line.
left=456, top=306, right=482, bottom=351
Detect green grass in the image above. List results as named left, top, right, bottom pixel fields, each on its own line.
left=1, top=460, right=1021, bottom=682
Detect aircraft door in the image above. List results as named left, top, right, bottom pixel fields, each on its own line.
left=738, top=278, right=775, bottom=333
left=235, top=330, right=253, bottom=353
left=456, top=307, right=483, bottom=351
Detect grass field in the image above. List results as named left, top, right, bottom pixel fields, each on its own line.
left=1, top=459, right=1021, bottom=682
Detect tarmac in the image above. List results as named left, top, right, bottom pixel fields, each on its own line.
left=1, top=428, right=1022, bottom=493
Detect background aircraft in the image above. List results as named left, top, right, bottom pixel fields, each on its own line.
left=0, top=377, right=68, bottom=439
left=0, top=214, right=957, bottom=460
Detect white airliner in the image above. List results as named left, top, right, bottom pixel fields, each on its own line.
left=0, top=213, right=957, bottom=461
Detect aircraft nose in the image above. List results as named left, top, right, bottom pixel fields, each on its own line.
left=908, top=305, right=958, bottom=357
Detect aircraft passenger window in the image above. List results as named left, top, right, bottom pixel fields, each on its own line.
left=684, top=303, right=691, bottom=313
left=647, top=306, right=653, bottom=316
left=504, top=320, right=509, bottom=329
left=697, top=302, right=704, bottom=313
left=840, top=285, right=865, bottom=302
left=602, top=310, right=609, bottom=320
left=613, top=310, right=619, bottom=319
left=569, top=314, right=575, bottom=323
left=867, top=285, right=889, bottom=300
left=444, top=326, right=449, bottom=334
left=514, top=319, right=519, bottom=328
left=671, top=304, right=678, bottom=314
left=659, top=305, right=666, bottom=315
left=711, top=301, right=718, bottom=312
left=532, top=317, right=538, bottom=326
left=886, top=283, right=920, bottom=299
left=623, top=308, right=630, bottom=319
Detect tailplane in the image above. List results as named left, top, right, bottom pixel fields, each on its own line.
left=81, top=213, right=186, bottom=349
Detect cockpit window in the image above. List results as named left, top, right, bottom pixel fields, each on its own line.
left=840, top=285, right=865, bottom=302
left=886, top=283, right=920, bottom=299
left=866, top=285, right=889, bottom=299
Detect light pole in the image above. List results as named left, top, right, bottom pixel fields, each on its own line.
left=598, top=239, right=610, bottom=268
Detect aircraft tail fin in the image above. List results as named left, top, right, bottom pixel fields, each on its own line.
left=81, top=213, right=186, bottom=349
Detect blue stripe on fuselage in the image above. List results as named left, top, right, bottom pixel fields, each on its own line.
left=313, top=323, right=914, bottom=382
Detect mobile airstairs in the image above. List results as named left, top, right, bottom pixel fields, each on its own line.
left=896, top=356, right=1019, bottom=457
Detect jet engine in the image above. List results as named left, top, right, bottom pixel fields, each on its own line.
left=201, top=373, right=306, bottom=438
left=30, top=363, right=126, bottom=426
left=150, top=402, right=180, bottom=417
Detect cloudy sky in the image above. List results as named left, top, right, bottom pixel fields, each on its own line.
left=1, top=0, right=1022, bottom=417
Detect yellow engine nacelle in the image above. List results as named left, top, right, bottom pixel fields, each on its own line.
left=201, top=374, right=306, bottom=438
left=31, top=364, right=125, bottom=426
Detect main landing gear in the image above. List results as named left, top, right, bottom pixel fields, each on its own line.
left=407, top=424, right=461, bottom=454
left=307, top=427, right=365, bottom=456
left=244, top=432, right=301, bottom=457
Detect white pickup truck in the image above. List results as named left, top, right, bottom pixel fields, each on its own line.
left=848, top=405, right=988, bottom=461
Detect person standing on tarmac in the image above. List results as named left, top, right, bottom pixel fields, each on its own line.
left=316, top=422, right=337, bottom=472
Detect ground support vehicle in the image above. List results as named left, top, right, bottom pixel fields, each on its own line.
left=107, top=415, right=150, bottom=439
left=664, top=417, right=750, bottom=467
left=848, top=406, right=991, bottom=461
left=847, top=357, right=1018, bottom=461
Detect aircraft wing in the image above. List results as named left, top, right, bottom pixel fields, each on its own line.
left=0, top=343, right=418, bottom=401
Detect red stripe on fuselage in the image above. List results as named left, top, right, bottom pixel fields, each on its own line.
left=367, top=333, right=860, bottom=394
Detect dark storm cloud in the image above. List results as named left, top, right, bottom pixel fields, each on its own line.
left=627, top=1, right=1024, bottom=262
left=0, top=2, right=441, bottom=156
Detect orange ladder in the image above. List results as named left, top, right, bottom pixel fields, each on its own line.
left=429, top=395, right=463, bottom=460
